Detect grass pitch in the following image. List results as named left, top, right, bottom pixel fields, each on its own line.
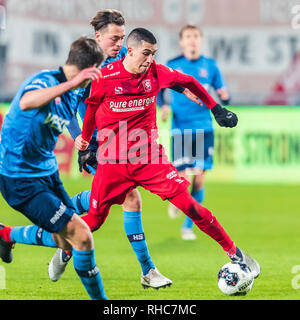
left=0, top=177, right=299, bottom=300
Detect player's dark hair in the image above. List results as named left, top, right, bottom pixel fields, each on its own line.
left=127, top=28, right=157, bottom=46
left=90, top=9, right=125, bottom=32
left=179, top=24, right=203, bottom=38
left=65, top=36, right=104, bottom=70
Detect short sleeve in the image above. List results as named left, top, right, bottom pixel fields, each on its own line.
left=22, top=76, right=51, bottom=95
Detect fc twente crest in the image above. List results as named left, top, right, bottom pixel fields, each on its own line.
left=142, top=79, right=152, bottom=92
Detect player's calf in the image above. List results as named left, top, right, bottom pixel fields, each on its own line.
left=59, top=214, right=107, bottom=300
left=169, top=190, right=235, bottom=254
left=169, top=190, right=261, bottom=279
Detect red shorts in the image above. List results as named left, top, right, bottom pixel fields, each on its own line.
left=88, top=153, right=190, bottom=217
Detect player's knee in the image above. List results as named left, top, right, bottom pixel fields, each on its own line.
left=77, top=229, right=93, bottom=249
left=193, top=171, right=205, bottom=190
left=122, top=189, right=142, bottom=212
left=74, top=221, right=94, bottom=250
left=64, top=214, right=94, bottom=250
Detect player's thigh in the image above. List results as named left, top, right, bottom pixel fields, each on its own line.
left=20, top=191, right=75, bottom=234
left=178, top=164, right=205, bottom=191
left=131, top=162, right=190, bottom=200
left=192, top=169, right=206, bottom=190
left=89, top=163, right=136, bottom=215
left=177, top=168, right=193, bottom=183
left=0, top=173, right=74, bottom=233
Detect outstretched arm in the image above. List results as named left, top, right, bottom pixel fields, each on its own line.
left=158, top=65, right=237, bottom=128
left=172, top=72, right=217, bottom=109
left=20, top=66, right=101, bottom=111
left=176, top=73, right=237, bottom=128
left=160, top=85, right=203, bottom=107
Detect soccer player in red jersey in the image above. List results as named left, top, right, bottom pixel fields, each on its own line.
left=79, top=28, right=260, bottom=279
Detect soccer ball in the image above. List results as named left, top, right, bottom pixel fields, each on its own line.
left=217, top=261, right=254, bottom=296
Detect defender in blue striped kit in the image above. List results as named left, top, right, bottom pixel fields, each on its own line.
left=0, top=37, right=108, bottom=300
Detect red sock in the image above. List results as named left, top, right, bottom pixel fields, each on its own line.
left=65, top=250, right=72, bottom=256
left=0, top=225, right=13, bottom=243
left=169, top=190, right=236, bottom=255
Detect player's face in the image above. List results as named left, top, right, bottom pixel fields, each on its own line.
left=180, top=28, right=203, bottom=57
left=128, top=41, right=158, bottom=74
left=95, top=24, right=125, bottom=58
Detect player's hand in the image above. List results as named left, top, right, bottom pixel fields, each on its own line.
left=211, top=104, right=238, bottom=128
left=78, top=149, right=98, bottom=174
left=217, top=88, right=230, bottom=106
left=75, top=134, right=89, bottom=151
left=183, top=88, right=203, bottom=106
left=216, top=88, right=229, bottom=101
left=70, top=65, right=102, bottom=89
left=161, top=105, right=171, bottom=122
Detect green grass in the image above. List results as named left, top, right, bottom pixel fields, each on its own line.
left=0, top=177, right=300, bottom=300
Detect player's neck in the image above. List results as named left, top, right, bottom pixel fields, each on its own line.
left=62, top=65, right=81, bottom=82
left=184, top=51, right=201, bottom=61
left=103, top=52, right=109, bottom=61
left=122, top=56, right=139, bottom=74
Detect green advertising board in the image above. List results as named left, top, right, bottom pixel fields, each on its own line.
left=212, top=106, right=300, bottom=184
left=1, top=103, right=300, bottom=183
left=157, top=106, right=300, bottom=184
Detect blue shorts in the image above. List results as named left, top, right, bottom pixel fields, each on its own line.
left=0, top=171, right=75, bottom=233
left=171, top=130, right=214, bottom=172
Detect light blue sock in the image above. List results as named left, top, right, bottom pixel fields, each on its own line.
left=10, top=225, right=57, bottom=247
left=182, top=188, right=205, bottom=229
left=86, top=164, right=96, bottom=175
left=73, top=248, right=108, bottom=300
left=71, top=190, right=91, bottom=215
left=123, top=211, right=155, bottom=276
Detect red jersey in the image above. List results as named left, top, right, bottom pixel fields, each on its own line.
left=82, top=59, right=217, bottom=162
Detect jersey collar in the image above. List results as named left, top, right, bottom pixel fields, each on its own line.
left=53, top=67, right=68, bottom=83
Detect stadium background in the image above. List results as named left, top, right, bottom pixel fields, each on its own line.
left=0, top=0, right=300, bottom=300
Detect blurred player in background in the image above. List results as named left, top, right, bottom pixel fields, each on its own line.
left=159, top=25, right=230, bottom=240
left=0, top=37, right=108, bottom=300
